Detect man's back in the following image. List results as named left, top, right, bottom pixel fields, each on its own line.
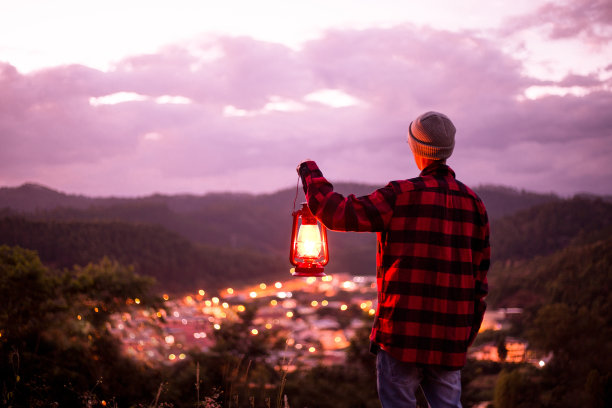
left=374, top=163, right=489, bottom=369
left=299, top=160, right=489, bottom=369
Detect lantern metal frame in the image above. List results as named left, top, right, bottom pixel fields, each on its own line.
left=289, top=203, right=329, bottom=277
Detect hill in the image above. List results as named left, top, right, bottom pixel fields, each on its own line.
left=0, top=216, right=286, bottom=292
left=490, top=196, right=612, bottom=261
left=0, top=181, right=560, bottom=256
left=485, top=232, right=612, bottom=407
left=487, top=231, right=612, bottom=310
left=0, top=182, right=560, bottom=221
left=2, top=182, right=609, bottom=291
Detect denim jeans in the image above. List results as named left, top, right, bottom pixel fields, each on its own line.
left=376, top=349, right=462, bottom=408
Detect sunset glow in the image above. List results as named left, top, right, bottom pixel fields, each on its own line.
left=0, top=0, right=611, bottom=197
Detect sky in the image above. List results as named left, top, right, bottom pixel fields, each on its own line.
left=1, top=0, right=611, bottom=197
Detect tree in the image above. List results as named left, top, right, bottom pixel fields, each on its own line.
left=490, top=236, right=612, bottom=407
left=0, top=246, right=163, bottom=407
left=0, top=245, right=59, bottom=349
left=496, top=334, right=508, bottom=362
left=493, top=369, right=530, bottom=408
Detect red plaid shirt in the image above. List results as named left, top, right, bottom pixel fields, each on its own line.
left=299, top=160, right=490, bottom=369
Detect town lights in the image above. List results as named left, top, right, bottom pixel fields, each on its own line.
left=290, top=203, right=329, bottom=277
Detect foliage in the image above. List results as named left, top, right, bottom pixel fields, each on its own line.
left=0, top=216, right=286, bottom=292
left=496, top=335, right=508, bottom=363
left=490, top=197, right=612, bottom=262
left=148, top=304, right=286, bottom=408
left=461, top=359, right=502, bottom=407
left=0, top=181, right=560, bottom=221
left=0, top=245, right=58, bottom=346
left=487, top=230, right=612, bottom=310
left=0, top=247, right=293, bottom=407
left=284, top=364, right=379, bottom=408
left=0, top=181, right=562, bottom=281
left=211, top=316, right=270, bottom=361
left=487, top=234, right=612, bottom=407
left=281, top=324, right=377, bottom=408
left=493, top=368, right=533, bottom=408
left=0, top=246, right=162, bottom=407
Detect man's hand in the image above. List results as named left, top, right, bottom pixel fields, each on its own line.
left=296, top=159, right=313, bottom=176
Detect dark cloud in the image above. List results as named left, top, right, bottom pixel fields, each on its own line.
left=556, top=73, right=602, bottom=87
left=109, top=37, right=314, bottom=109
left=504, top=0, right=612, bottom=43
left=0, top=25, right=611, bottom=196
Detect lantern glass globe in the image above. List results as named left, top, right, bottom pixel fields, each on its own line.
left=296, top=224, right=322, bottom=258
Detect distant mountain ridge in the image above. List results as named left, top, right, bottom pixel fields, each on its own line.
left=2, top=182, right=611, bottom=292
left=1, top=181, right=564, bottom=219
left=0, top=181, right=563, bottom=259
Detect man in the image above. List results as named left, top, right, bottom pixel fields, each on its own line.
left=297, top=111, right=490, bottom=408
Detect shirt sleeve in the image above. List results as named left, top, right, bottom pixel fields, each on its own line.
left=298, top=160, right=396, bottom=232
left=474, top=210, right=490, bottom=301
left=468, top=206, right=490, bottom=346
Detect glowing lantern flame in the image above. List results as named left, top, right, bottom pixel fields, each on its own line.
left=296, top=224, right=323, bottom=258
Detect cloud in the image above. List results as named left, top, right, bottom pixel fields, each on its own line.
left=0, top=25, right=611, bottom=197
left=504, top=0, right=612, bottom=44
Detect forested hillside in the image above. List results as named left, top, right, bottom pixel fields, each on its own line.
left=490, top=196, right=612, bottom=261
left=486, top=195, right=612, bottom=315
left=480, top=196, right=612, bottom=407
left=0, top=216, right=285, bottom=292
left=1, top=183, right=610, bottom=292
left=486, top=232, right=612, bottom=407
left=0, top=183, right=565, bottom=259
left=0, top=182, right=561, bottom=221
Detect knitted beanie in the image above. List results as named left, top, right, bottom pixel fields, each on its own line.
left=408, top=111, right=456, bottom=160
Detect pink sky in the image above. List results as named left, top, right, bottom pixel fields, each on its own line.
left=1, top=0, right=611, bottom=197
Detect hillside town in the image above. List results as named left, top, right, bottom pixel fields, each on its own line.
left=108, top=274, right=550, bottom=370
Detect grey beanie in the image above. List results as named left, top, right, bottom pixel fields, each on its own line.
left=407, top=111, right=456, bottom=160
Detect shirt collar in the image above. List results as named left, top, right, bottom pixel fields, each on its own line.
left=419, top=162, right=455, bottom=178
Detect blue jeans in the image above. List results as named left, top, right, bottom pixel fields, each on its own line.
left=376, top=349, right=462, bottom=408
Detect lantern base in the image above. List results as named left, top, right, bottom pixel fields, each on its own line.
left=290, top=265, right=326, bottom=277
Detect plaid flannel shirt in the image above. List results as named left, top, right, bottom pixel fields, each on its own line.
left=299, top=160, right=490, bottom=369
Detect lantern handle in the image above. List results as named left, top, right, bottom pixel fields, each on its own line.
left=320, top=223, right=329, bottom=266
left=289, top=207, right=300, bottom=267
left=293, top=174, right=300, bottom=212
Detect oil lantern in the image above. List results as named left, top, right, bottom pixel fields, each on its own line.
left=289, top=203, right=329, bottom=277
